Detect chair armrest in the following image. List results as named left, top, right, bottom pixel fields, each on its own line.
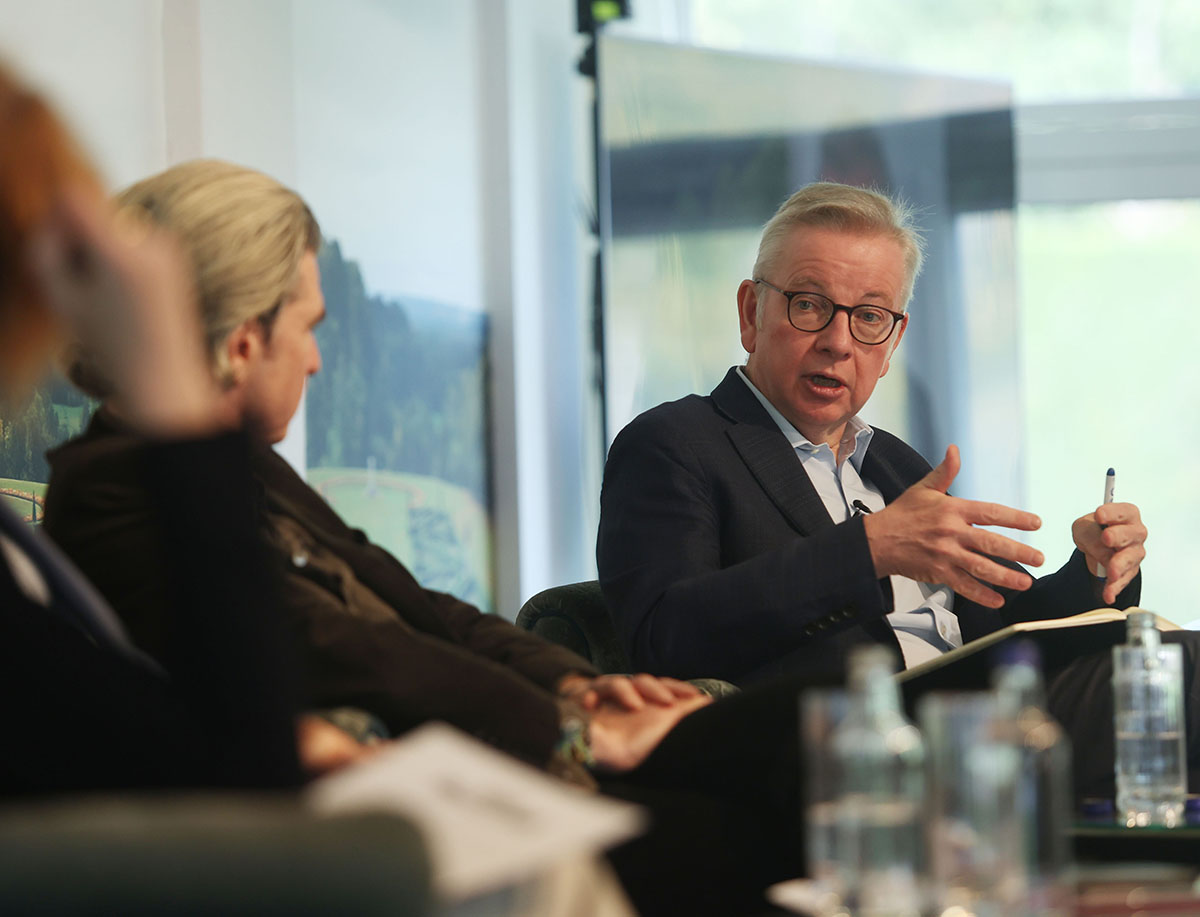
left=0, top=793, right=430, bottom=915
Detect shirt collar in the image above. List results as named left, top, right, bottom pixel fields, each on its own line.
left=735, top=366, right=874, bottom=471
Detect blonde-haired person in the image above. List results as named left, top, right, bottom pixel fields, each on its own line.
left=119, top=160, right=319, bottom=361
left=0, top=62, right=311, bottom=791
left=67, top=159, right=322, bottom=446
left=47, top=156, right=712, bottom=776
left=46, top=160, right=329, bottom=663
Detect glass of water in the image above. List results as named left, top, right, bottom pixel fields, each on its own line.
left=920, top=691, right=1024, bottom=917
left=800, top=688, right=850, bottom=915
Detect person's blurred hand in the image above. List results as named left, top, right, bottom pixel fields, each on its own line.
left=296, top=715, right=382, bottom=777
left=557, top=672, right=702, bottom=712
left=586, top=692, right=712, bottom=773
left=28, top=187, right=228, bottom=436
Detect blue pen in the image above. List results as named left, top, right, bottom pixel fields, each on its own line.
left=1097, top=468, right=1115, bottom=579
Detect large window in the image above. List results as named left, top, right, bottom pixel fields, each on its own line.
left=682, top=0, right=1200, bottom=104
left=1019, top=200, right=1200, bottom=622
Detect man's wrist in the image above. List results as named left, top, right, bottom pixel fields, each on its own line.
left=555, top=672, right=592, bottom=698
left=555, top=705, right=595, bottom=769
left=546, top=699, right=598, bottom=789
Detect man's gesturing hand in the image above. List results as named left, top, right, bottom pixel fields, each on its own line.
left=862, top=445, right=1045, bottom=609
left=1072, top=502, right=1147, bottom=606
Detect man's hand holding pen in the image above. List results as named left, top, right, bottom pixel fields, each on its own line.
left=1072, top=501, right=1147, bottom=606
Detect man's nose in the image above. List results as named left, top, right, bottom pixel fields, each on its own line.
left=814, top=309, right=854, bottom=354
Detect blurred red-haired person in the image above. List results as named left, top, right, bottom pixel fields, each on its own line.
left=0, top=61, right=305, bottom=792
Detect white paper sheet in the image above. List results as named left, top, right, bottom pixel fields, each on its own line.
left=305, top=723, right=646, bottom=902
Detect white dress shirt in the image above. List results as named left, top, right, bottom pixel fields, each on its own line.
left=736, top=368, right=961, bottom=667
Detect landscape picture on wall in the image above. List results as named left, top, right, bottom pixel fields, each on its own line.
left=0, top=237, right=494, bottom=614
left=307, top=240, right=494, bottom=613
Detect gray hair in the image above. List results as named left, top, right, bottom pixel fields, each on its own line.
left=752, top=181, right=925, bottom=310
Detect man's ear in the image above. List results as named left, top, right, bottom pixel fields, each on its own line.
left=737, top=279, right=760, bottom=354
left=223, top=318, right=265, bottom=387
left=879, top=312, right=908, bottom=379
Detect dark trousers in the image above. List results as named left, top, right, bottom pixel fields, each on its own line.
left=600, top=670, right=829, bottom=917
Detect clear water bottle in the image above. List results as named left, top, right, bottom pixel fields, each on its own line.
left=992, top=641, right=1073, bottom=914
left=1112, top=609, right=1186, bottom=827
left=831, top=645, right=924, bottom=917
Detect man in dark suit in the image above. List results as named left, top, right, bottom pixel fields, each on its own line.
left=597, top=181, right=1149, bottom=690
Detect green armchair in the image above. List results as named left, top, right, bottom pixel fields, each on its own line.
left=0, top=794, right=431, bottom=915
left=516, top=580, right=739, bottom=699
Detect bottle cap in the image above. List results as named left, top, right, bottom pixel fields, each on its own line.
left=1079, top=797, right=1115, bottom=820
left=1124, top=609, right=1161, bottom=649
left=994, top=639, right=1041, bottom=670
left=846, top=644, right=897, bottom=683
left=1185, top=795, right=1200, bottom=823
left=1126, top=608, right=1157, bottom=631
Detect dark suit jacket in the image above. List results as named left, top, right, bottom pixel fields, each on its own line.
left=5, top=432, right=300, bottom=794
left=597, top=367, right=1138, bottom=685
left=46, top=410, right=595, bottom=770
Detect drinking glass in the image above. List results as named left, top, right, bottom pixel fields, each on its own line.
left=920, top=692, right=1023, bottom=917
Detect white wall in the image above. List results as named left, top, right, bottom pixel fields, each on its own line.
left=0, top=0, right=168, bottom=186
left=481, top=0, right=598, bottom=615
left=291, top=1, right=485, bottom=310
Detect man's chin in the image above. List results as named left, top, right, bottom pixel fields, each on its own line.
left=783, top=401, right=854, bottom=442
left=787, top=396, right=849, bottom=424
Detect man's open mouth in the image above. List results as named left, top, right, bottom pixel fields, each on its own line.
left=808, top=374, right=844, bottom=389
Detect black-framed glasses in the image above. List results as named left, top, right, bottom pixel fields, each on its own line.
left=753, top=278, right=905, bottom=346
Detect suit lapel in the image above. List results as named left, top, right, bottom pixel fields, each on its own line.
left=712, top=368, right=835, bottom=537
left=859, top=439, right=913, bottom=503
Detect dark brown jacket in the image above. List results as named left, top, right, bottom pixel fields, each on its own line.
left=45, top=411, right=593, bottom=768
